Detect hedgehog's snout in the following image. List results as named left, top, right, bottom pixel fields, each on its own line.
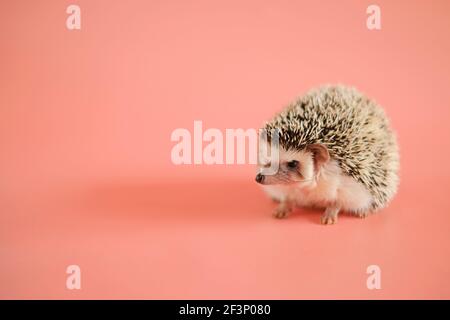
left=255, top=173, right=265, bottom=184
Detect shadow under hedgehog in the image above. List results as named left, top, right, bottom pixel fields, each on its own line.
left=256, top=85, right=399, bottom=225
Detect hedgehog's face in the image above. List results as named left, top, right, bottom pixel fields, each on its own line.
left=256, top=143, right=329, bottom=186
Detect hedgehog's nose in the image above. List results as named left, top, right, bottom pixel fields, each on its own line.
left=255, top=173, right=265, bottom=184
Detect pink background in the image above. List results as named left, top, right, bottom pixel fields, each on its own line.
left=1, top=0, right=450, bottom=299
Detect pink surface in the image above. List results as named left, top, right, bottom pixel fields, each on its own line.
left=1, top=0, right=450, bottom=299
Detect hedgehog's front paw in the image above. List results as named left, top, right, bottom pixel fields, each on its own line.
left=273, top=203, right=292, bottom=219
left=320, top=214, right=337, bottom=225
left=320, top=205, right=340, bottom=225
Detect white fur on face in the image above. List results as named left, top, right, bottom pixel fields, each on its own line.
left=262, top=158, right=374, bottom=214
left=257, top=141, right=374, bottom=214
left=257, top=143, right=316, bottom=186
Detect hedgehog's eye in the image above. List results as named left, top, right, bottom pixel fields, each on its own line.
left=287, top=160, right=299, bottom=169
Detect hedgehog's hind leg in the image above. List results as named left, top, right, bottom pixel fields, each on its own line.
left=348, top=202, right=375, bottom=218
left=351, top=208, right=372, bottom=219
left=321, top=205, right=340, bottom=225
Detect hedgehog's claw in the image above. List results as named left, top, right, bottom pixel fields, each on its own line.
left=321, top=214, right=337, bottom=225
left=354, top=211, right=370, bottom=218
left=273, top=202, right=292, bottom=219
left=273, top=207, right=289, bottom=219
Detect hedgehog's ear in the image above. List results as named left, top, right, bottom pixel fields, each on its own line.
left=307, top=144, right=330, bottom=171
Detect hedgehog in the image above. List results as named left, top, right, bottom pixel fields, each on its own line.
left=255, top=85, right=399, bottom=225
